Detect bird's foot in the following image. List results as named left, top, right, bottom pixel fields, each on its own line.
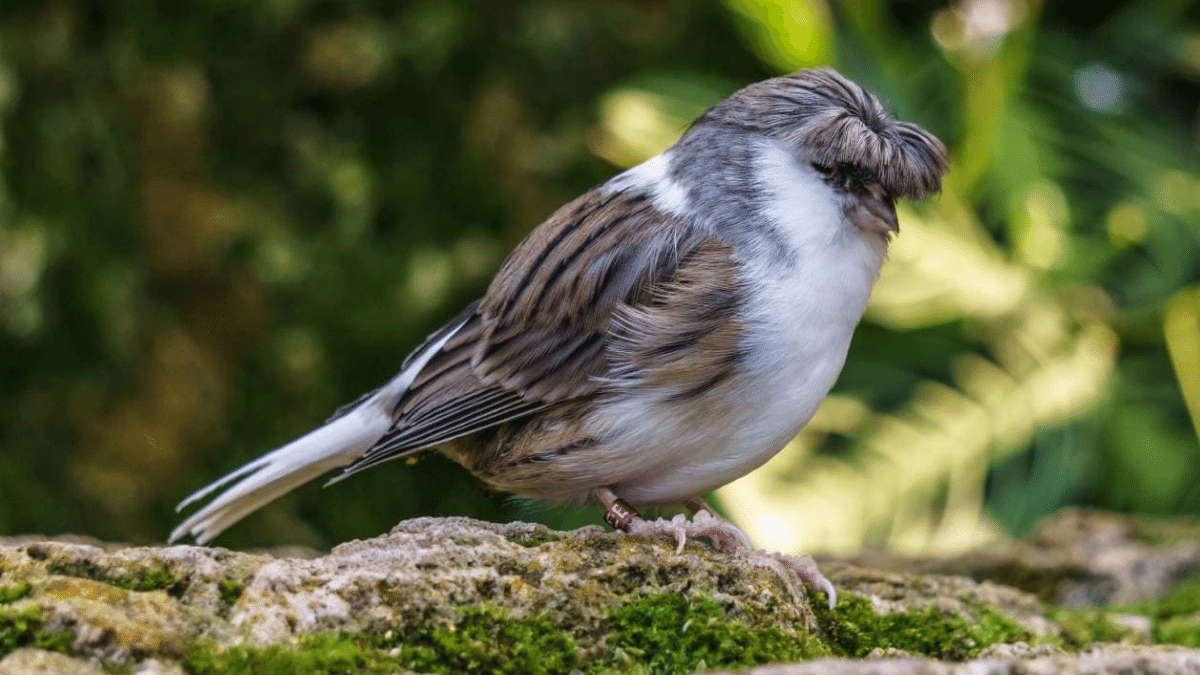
left=624, top=510, right=747, bottom=554
left=594, top=487, right=837, bottom=608
left=750, top=551, right=838, bottom=609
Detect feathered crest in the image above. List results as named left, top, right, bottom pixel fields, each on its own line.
left=699, top=68, right=948, bottom=199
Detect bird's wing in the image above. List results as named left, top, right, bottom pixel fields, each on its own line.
left=336, top=184, right=720, bottom=476
left=472, top=186, right=713, bottom=400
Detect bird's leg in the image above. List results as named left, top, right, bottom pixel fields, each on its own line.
left=596, top=487, right=837, bottom=608
left=596, top=485, right=640, bottom=530
left=596, top=486, right=691, bottom=553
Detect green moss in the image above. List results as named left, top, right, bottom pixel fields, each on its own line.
left=1048, top=575, right=1200, bottom=649
left=1131, top=576, right=1200, bottom=647
left=184, top=636, right=397, bottom=675
left=1155, top=614, right=1200, bottom=647
left=812, top=595, right=1033, bottom=660
left=47, top=560, right=177, bottom=593
left=182, top=609, right=578, bottom=675
left=218, top=579, right=244, bottom=608
left=116, top=566, right=176, bottom=592
left=46, top=560, right=103, bottom=582
left=1048, top=607, right=1141, bottom=648
left=382, top=605, right=578, bottom=675
left=605, top=594, right=827, bottom=672
left=183, top=594, right=826, bottom=675
left=180, top=590, right=1058, bottom=674
left=0, top=607, right=76, bottom=659
left=508, top=534, right=563, bottom=548
left=0, top=583, right=31, bottom=604
left=1151, top=577, right=1200, bottom=621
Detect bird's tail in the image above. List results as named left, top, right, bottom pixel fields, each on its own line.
left=170, top=402, right=389, bottom=543
left=171, top=309, right=474, bottom=544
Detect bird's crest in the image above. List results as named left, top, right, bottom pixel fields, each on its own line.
left=699, top=68, right=948, bottom=199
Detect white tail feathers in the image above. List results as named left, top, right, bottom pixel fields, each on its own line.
left=171, top=313, right=472, bottom=544
left=170, top=403, right=388, bottom=544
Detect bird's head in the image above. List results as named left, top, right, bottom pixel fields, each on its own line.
left=696, top=68, right=948, bottom=209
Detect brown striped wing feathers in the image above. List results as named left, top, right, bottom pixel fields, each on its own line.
left=338, top=185, right=716, bottom=475
left=474, top=187, right=709, bottom=401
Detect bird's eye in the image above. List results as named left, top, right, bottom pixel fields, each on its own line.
left=811, top=162, right=833, bottom=175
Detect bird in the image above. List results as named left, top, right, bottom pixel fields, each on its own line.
left=171, top=68, right=948, bottom=608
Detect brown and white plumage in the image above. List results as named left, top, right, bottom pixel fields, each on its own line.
left=172, top=69, right=947, bottom=605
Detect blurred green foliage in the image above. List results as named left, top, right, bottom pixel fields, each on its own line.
left=0, top=0, right=1197, bottom=552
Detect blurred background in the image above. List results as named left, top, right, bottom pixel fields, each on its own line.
left=1, top=0, right=1198, bottom=555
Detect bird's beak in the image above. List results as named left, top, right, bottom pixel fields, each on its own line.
left=845, top=188, right=898, bottom=236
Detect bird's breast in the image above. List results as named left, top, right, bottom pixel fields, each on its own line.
left=596, top=142, right=890, bottom=504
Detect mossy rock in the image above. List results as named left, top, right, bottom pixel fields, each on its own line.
left=2, top=515, right=1200, bottom=674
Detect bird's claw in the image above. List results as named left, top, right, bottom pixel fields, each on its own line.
left=621, top=512, right=836, bottom=608
left=625, top=510, right=751, bottom=554
left=757, top=551, right=837, bottom=609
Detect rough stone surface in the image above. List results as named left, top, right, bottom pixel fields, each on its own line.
left=232, top=517, right=818, bottom=645
left=0, top=648, right=109, bottom=675
left=823, top=564, right=1057, bottom=637
left=1, top=512, right=1199, bottom=674
left=714, top=646, right=1200, bottom=674
left=856, top=508, right=1200, bottom=606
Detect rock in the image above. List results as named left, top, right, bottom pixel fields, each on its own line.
left=0, top=648, right=108, bottom=675
left=230, top=517, right=818, bottom=645
left=712, top=645, right=1200, bottom=674
left=2, top=513, right=1199, bottom=674
left=856, top=508, right=1200, bottom=606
